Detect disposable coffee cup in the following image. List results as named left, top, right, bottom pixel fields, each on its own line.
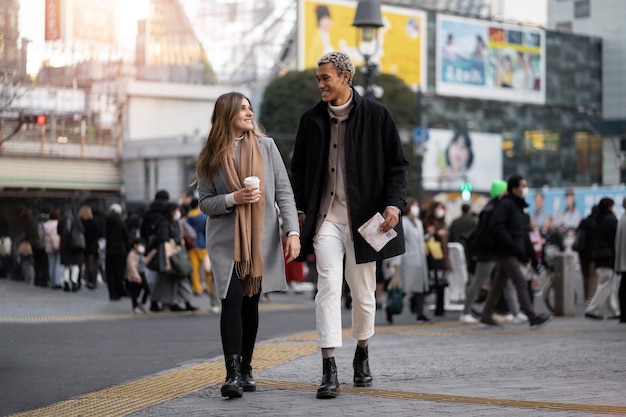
left=243, top=176, right=260, bottom=190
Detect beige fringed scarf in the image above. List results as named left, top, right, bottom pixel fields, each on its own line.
left=222, top=132, right=265, bottom=296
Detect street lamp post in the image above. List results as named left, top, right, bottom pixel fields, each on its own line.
left=352, top=0, right=383, bottom=99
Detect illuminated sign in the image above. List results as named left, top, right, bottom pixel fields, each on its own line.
left=436, top=14, right=546, bottom=104
left=299, top=0, right=427, bottom=90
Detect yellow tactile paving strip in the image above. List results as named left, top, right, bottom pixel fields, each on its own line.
left=256, top=379, right=626, bottom=415
left=8, top=342, right=319, bottom=417
left=8, top=322, right=626, bottom=416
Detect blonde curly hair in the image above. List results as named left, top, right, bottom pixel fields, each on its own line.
left=318, top=51, right=355, bottom=86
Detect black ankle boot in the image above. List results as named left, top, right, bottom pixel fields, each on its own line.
left=316, top=357, right=339, bottom=399
left=221, top=354, right=243, bottom=398
left=353, top=345, right=373, bottom=387
left=240, top=355, right=256, bottom=392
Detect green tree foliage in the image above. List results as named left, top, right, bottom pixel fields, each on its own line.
left=259, top=69, right=320, bottom=134
left=356, top=71, right=417, bottom=126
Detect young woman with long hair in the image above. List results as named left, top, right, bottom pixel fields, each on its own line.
left=195, top=92, right=300, bottom=398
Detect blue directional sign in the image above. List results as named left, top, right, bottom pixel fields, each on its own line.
left=412, top=127, right=429, bottom=146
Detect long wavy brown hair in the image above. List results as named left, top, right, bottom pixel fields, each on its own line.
left=194, top=92, right=265, bottom=182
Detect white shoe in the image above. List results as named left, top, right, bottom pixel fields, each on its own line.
left=459, top=314, right=479, bottom=324
left=511, top=312, right=528, bottom=324
left=492, top=313, right=514, bottom=324
left=210, top=305, right=221, bottom=314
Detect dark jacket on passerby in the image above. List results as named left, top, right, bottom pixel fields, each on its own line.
left=141, top=200, right=168, bottom=249
left=82, top=218, right=101, bottom=257
left=575, top=210, right=596, bottom=262
left=291, top=88, right=408, bottom=263
left=57, top=210, right=85, bottom=266
left=105, top=213, right=129, bottom=258
left=592, top=208, right=617, bottom=268
left=449, top=211, right=477, bottom=244
left=470, top=198, right=499, bottom=262
left=488, top=193, right=532, bottom=262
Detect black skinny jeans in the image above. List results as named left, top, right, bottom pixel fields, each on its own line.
left=220, top=273, right=261, bottom=358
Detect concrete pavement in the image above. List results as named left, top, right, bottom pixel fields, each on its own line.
left=2, top=278, right=625, bottom=417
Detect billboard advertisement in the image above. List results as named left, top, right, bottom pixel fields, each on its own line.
left=299, top=0, right=427, bottom=90
left=44, top=0, right=116, bottom=44
left=71, top=0, right=115, bottom=44
left=421, top=129, right=503, bottom=193
left=45, top=0, right=62, bottom=41
left=528, top=187, right=626, bottom=228
left=436, top=14, right=545, bottom=104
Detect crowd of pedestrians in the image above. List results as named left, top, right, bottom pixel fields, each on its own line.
left=0, top=189, right=224, bottom=316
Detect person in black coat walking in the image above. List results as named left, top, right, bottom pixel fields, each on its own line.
left=574, top=206, right=598, bottom=304
left=105, top=203, right=129, bottom=300
left=479, top=175, right=552, bottom=329
left=585, top=198, right=619, bottom=319
left=79, top=203, right=101, bottom=290
left=58, top=206, right=85, bottom=292
left=291, top=51, right=408, bottom=399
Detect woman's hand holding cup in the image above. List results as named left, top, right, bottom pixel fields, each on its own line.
left=237, top=176, right=261, bottom=204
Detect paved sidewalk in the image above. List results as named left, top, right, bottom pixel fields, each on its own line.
left=3, top=278, right=626, bottom=417
left=128, top=319, right=626, bottom=417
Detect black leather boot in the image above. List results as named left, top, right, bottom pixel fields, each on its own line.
left=240, top=354, right=256, bottom=392
left=353, top=345, right=373, bottom=387
left=221, top=354, right=243, bottom=398
left=316, top=357, right=339, bottom=399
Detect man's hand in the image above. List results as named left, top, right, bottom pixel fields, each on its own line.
left=380, top=207, right=400, bottom=233
left=284, top=235, right=301, bottom=264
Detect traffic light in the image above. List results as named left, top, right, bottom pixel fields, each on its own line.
left=460, top=182, right=472, bottom=201
left=20, top=114, right=47, bottom=126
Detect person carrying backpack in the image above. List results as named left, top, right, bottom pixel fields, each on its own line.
left=459, top=180, right=506, bottom=324
left=479, top=175, right=552, bottom=329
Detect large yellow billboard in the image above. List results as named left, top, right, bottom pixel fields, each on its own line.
left=298, top=0, right=427, bottom=90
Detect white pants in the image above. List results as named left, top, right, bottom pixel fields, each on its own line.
left=314, top=221, right=376, bottom=348
left=63, top=264, right=81, bottom=285
left=586, top=267, right=620, bottom=316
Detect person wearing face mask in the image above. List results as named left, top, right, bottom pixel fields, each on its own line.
left=423, top=201, right=451, bottom=317
left=480, top=175, right=552, bottom=329
left=150, top=202, right=198, bottom=313
left=125, top=237, right=155, bottom=314
left=459, top=180, right=506, bottom=324
left=399, top=198, right=431, bottom=322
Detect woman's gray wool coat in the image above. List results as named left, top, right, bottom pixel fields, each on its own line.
left=197, top=137, right=299, bottom=299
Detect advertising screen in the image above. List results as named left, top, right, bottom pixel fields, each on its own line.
left=436, top=14, right=545, bottom=104
left=299, top=0, right=427, bottom=90
left=421, top=129, right=503, bottom=193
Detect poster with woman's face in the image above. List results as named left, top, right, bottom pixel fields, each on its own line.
left=421, top=129, right=502, bottom=192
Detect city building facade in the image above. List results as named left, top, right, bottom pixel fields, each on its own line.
left=0, top=0, right=622, bottom=214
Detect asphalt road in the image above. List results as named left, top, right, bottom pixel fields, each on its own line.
left=0, top=288, right=318, bottom=416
